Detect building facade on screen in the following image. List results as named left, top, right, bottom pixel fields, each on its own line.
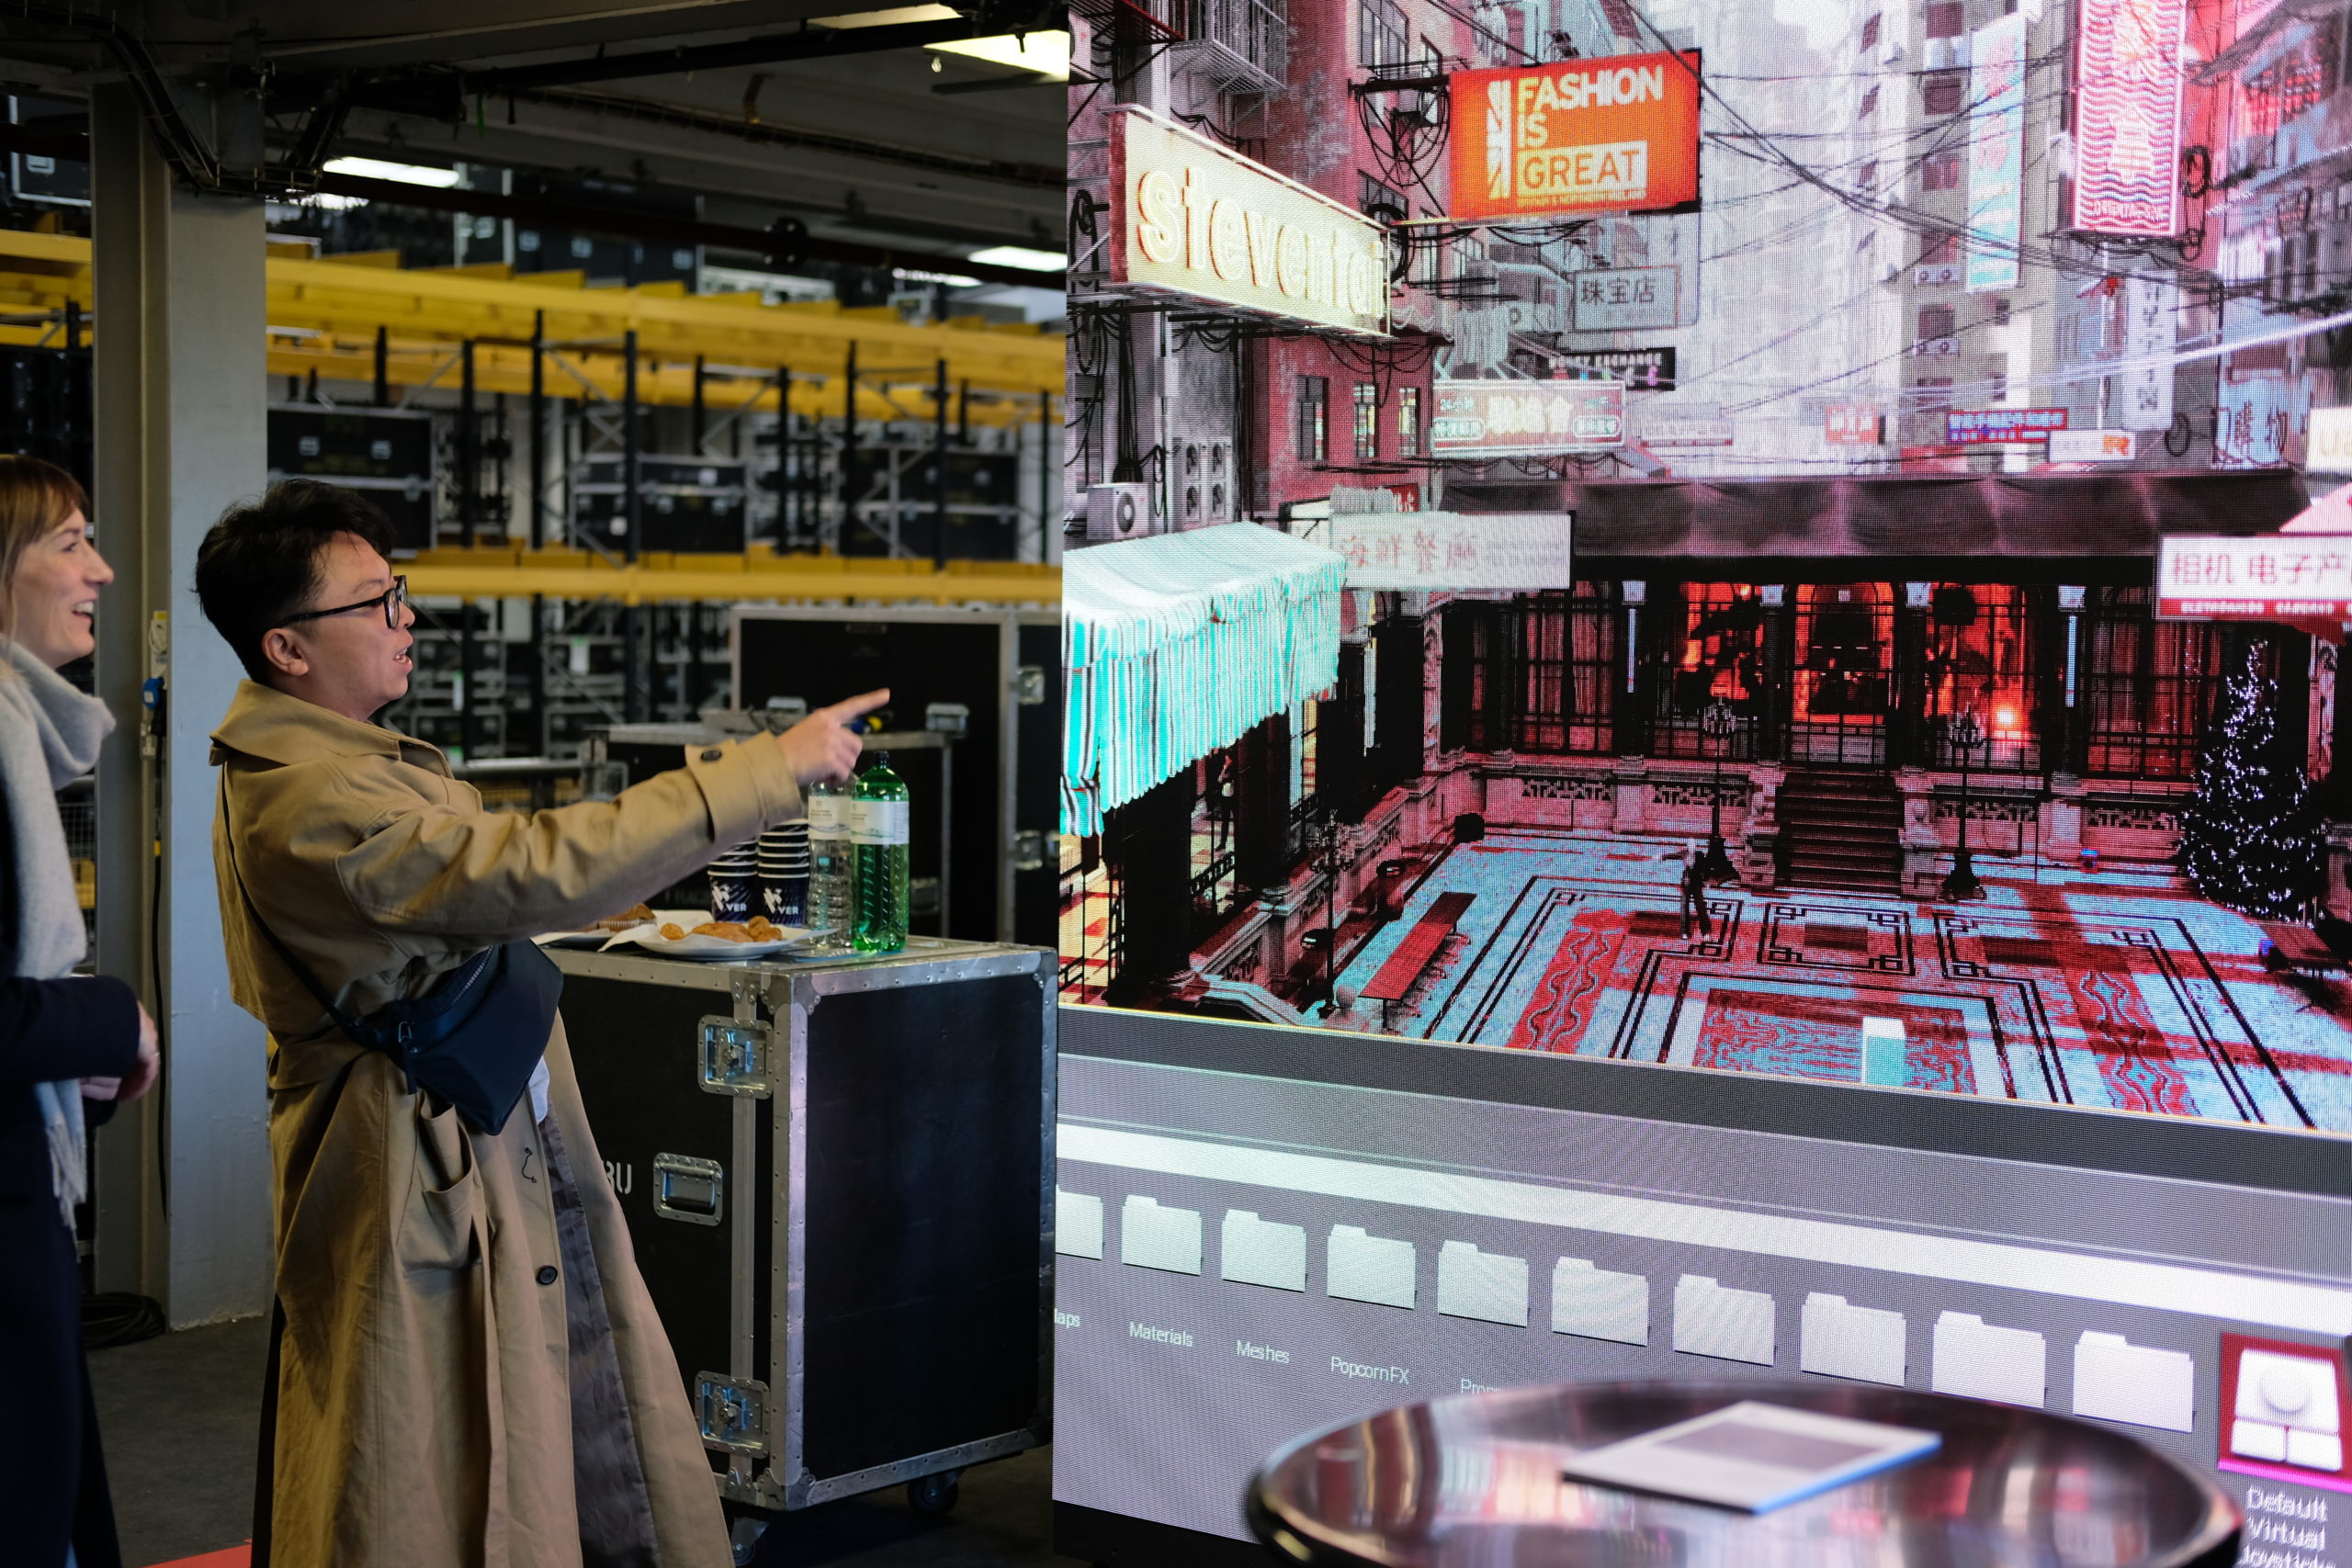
left=1063, top=0, right=2352, bottom=1132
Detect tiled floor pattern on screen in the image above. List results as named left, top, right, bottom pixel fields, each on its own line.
left=1329, top=829, right=2352, bottom=1133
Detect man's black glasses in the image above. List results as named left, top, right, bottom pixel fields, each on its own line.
left=279, top=576, right=407, bottom=630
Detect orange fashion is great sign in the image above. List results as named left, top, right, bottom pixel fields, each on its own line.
left=1449, top=51, right=1702, bottom=221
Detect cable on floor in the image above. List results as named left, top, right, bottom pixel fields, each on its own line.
left=83, top=1291, right=166, bottom=1349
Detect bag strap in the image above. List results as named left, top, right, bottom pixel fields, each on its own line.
left=216, top=771, right=371, bottom=1043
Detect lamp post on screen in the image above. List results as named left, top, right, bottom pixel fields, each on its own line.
left=1943, top=707, right=1986, bottom=902
left=1299, top=800, right=1345, bottom=1007
left=1696, top=696, right=1739, bottom=885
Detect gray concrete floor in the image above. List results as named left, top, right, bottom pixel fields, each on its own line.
left=88, top=1314, right=268, bottom=1567
left=87, top=1317, right=1085, bottom=1568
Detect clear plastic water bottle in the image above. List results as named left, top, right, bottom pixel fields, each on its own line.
left=806, top=778, right=852, bottom=944
left=851, top=753, right=910, bottom=953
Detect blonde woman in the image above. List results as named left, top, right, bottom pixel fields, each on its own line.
left=0, top=456, right=159, bottom=1568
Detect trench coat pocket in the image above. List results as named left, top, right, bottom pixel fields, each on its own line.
left=401, top=1095, right=482, bottom=1272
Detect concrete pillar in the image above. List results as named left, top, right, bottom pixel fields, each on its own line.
left=2327, top=823, right=2352, bottom=923
left=88, top=86, right=273, bottom=1325
left=1893, top=766, right=1942, bottom=898
left=1610, top=757, right=1651, bottom=834
left=1738, top=761, right=1784, bottom=890
left=2042, top=772, right=2086, bottom=868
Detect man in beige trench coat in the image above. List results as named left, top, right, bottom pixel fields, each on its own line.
left=196, top=481, right=883, bottom=1568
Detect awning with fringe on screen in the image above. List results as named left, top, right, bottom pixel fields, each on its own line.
left=1062, top=523, right=1346, bottom=840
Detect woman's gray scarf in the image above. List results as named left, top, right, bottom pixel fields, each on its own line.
left=0, top=637, right=116, bottom=1226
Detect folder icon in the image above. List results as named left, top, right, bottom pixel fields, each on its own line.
left=1800, top=1292, right=1907, bottom=1386
left=1221, top=1210, right=1307, bottom=1292
left=2073, top=1332, right=2194, bottom=1433
left=1930, top=1312, right=2045, bottom=1407
left=1327, top=1225, right=1417, bottom=1310
left=1055, top=1190, right=1104, bottom=1259
left=1119, top=1195, right=1202, bottom=1276
left=1551, top=1258, right=1648, bottom=1346
left=1436, top=1241, right=1530, bottom=1326
left=1673, top=1275, right=1775, bottom=1366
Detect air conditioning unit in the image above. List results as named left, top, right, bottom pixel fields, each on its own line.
left=1085, top=482, right=1158, bottom=543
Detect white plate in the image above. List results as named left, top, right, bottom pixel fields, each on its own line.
left=532, top=929, right=610, bottom=949
left=602, top=910, right=810, bottom=962
left=636, top=934, right=803, bottom=962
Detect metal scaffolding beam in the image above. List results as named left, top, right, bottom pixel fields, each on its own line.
left=400, top=547, right=1060, bottom=606
left=0, top=229, right=1064, bottom=410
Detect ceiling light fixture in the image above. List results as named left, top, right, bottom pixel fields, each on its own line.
left=925, top=28, right=1071, bottom=81
left=809, top=5, right=962, bottom=26
left=966, top=244, right=1065, bottom=272
left=322, top=156, right=463, bottom=188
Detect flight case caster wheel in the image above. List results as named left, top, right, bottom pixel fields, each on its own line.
left=907, top=1468, right=962, bottom=1516
left=725, top=1510, right=771, bottom=1565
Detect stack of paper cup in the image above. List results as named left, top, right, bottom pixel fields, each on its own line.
left=707, top=843, right=759, bottom=923
left=757, top=821, right=810, bottom=927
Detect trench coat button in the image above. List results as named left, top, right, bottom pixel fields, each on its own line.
left=537, top=1265, right=560, bottom=1286
left=700, top=747, right=724, bottom=762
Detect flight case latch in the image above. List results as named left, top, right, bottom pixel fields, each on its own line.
left=698, top=1016, right=774, bottom=1098
left=695, top=1372, right=769, bottom=1455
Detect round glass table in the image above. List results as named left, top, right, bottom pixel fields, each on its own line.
left=1247, top=1381, right=2240, bottom=1568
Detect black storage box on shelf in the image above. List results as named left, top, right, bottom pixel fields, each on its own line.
left=267, top=404, right=436, bottom=553
left=0, top=346, right=91, bottom=489
left=575, top=456, right=750, bottom=554
left=839, top=448, right=1024, bottom=561
left=549, top=939, right=1055, bottom=1511
left=732, top=607, right=1059, bottom=949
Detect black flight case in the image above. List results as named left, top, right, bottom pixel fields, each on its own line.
left=548, top=938, right=1056, bottom=1522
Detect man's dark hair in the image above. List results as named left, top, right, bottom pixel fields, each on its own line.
left=195, top=480, right=396, bottom=682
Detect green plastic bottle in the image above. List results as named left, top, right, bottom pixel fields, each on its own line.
left=851, top=752, right=910, bottom=953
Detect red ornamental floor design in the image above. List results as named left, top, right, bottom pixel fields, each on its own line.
left=1690, top=989, right=1979, bottom=1093
left=1454, top=886, right=2331, bottom=1127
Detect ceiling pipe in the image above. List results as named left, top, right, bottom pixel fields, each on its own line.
left=311, top=170, right=1063, bottom=289
left=459, top=17, right=985, bottom=94
left=0, top=120, right=1061, bottom=286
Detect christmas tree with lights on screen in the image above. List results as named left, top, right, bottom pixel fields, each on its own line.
left=2179, top=643, right=2324, bottom=920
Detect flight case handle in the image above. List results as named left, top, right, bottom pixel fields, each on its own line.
left=652, top=1153, right=725, bottom=1225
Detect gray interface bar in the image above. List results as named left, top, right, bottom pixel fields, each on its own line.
left=1050, top=1010, right=2352, bottom=1549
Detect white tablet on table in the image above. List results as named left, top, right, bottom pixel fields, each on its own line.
left=1556, top=1400, right=1940, bottom=1513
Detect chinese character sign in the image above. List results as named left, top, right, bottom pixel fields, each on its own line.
left=2124, top=273, right=2177, bottom=432
left=2157, top=535, right=2352, bottom=620
left=1569, top=265, right=1680, bottom=331
left=2310, top=406, right=2352, bottom=475
left=1430, top=379, right=1625, bottom=456
left=1825, top=405, right=1886, bottom=445
left=1967, top=12, right=2027, bottom=291
left=1329, top=511, right=1576, bottom=590
left=1946, top=407, right=2068, bottom=443
left=2071, top=0, right=2188, bottom=237
left=2047, top=428, right=2135, bottom=461
left=1450, top=51, right=1703, bottom=221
